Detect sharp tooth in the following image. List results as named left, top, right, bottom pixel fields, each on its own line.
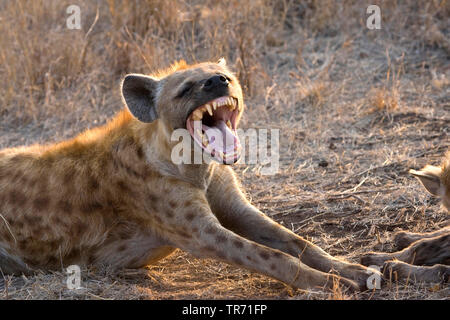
left=205, top=104, right=213, bottom=116
left=213, top=101, right=218, bottom=108
left=226, top=120, right=232, bottom=129
left=212, top=103, right=217, bottom=110
left=226, top=97, right=232, bottom=105
left=202, top=135, right=209, bottom=146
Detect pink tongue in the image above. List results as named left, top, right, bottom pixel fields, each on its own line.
left=203, top=120, right=238, bottom=154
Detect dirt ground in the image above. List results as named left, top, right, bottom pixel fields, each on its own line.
left=0, top=1, right=449, bottom=299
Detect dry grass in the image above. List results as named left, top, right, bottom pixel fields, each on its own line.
left=0, top=0, right=449, bottom=300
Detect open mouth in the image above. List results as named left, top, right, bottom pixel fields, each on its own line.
left=186, top=96, right=241, bottom=164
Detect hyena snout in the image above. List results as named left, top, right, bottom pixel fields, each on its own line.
left=203, top=74, right=229, bottom=91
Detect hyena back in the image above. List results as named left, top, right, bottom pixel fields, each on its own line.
left=0, top=59, right=375, bottom=291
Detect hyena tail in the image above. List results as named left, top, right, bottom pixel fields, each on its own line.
left=0, top=246, right=33, bottom=276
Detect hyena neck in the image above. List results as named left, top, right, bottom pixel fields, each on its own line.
left=132, top=113, right=216, bottom=190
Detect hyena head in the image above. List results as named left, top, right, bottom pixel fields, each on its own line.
left=121, top=58, right=244, bottom=164
left=410, top=151, right=450, bottom=211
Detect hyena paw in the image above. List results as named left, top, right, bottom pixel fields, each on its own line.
left=346, top=264, right=383, bottom=290
left=360, top=252, right=392, bottom=268
left=330, top=263, right=382, bottom=291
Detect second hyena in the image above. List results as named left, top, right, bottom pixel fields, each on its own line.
left=361, top=152, right=450, bottom=283
left=0, top=59, right=376, bottom=291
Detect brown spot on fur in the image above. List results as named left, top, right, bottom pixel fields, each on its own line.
left=9, top=190, right=27, bottom=206
left=116, top=180, right=131, bottom=193
left=176, top=230, right=192, bottom=238
left=232, top=256, right=243, bottom=265
left=165, top=210, right=174, bottom=218
left=233, top=240, right=243, bottom=248
left=216, top=235, right=227, bottom=243
left=246, top=255, right=253, bottom=261
left=57, top=200, right=73, bottom=215
left=272, top=250, right=282, bottom=258
left=33, top=197, right=50, bottom=211
left=259, top=251, right=270, bottom=260
left=270, top=263, right=277, bottom=271
left=168, top=200, right=177, bottom=209
left=51, top=215, right=63, bottom=225
left=72, top=221, right=87, bottom=238
left=184, top=200, right=192, bottom=207
left=80, top=201, right=103, bottom=214
left=204, top=226, right=216, bottom=234
left=154, top=215, right=162, bottom=223
left=148, top=194, right=158, bottom=204
left=136, top=146, right=144, bottom=160
left=28, top=177, right=38, bottom=188
left=88, top=176, right=100, bottom=191
left=185, top=212, right=196, bottom=221
left=118, top=244, right=127, bottom=252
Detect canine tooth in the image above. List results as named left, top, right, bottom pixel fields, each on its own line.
left=212, top=103, right=217, bottom=110
left=205, top=104, right=213, bottom=116
left=226, top=120, right=232, bottom=129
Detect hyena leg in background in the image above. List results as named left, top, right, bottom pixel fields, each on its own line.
left=383, top=260, right=449, bottom=283
left=206, top=166, right=376, bottom=289
left=361, top=233, right=450, bottom=267
left=393, top=226, right=450, bottom=250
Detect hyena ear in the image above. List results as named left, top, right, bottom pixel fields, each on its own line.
left=409, top=165, right=443, bottom=197
left=121, top=74, right=159, bottom=123
left=217, top=57, right=227, bottom=67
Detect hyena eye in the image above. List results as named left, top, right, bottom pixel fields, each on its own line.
left=176, top=82, right=195, bottom=98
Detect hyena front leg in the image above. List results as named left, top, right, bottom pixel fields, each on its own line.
left=383, top=260, right=449, bottom=284
left=206, top=166, right=375, bottom=289
left=361, top=234, right=450, bottom=267
left=162, top=184, right=359, bottom=291
left=393, top=226, right=450, bottom=250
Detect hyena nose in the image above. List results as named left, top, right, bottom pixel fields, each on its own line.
left=203, top=75, right=229, bottom=91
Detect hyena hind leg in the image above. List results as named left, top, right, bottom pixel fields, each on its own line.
left=394, top=226, right=450, bottom=250
left=383, top=260, right=449, bottom=284
left=0, top=247, right=33, bottom=276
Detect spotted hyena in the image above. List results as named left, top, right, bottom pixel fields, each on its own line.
left=361, top=152, right=450, bottom=283
left=0, top=59, right=376, bottom=291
